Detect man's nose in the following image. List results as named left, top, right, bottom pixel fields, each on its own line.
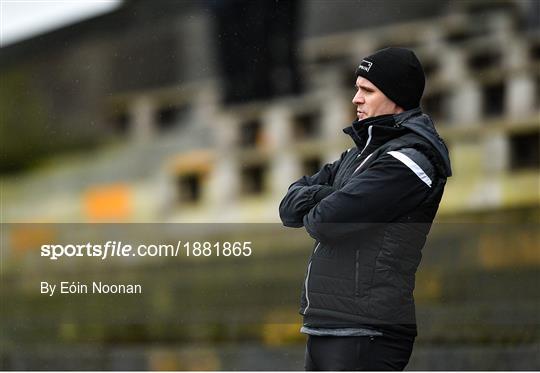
left=352, top=92, right=364, bottom=105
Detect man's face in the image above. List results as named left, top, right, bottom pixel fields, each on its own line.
left=352, top=76, right=403, bottom=120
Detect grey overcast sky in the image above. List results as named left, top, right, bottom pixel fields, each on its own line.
left=0, top=0, right=122, bottom=47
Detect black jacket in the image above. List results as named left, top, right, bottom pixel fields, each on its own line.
left=279, top=108, right=452, bottom=338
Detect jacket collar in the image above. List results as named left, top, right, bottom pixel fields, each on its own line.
left=343, top=107, right=422, bottom=149
left=352, top=107, right=422, bottom=131
left=393, top=107, right=423, bottom=126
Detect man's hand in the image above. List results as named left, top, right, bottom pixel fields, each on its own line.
left=313, top=185, right=335, bottom=202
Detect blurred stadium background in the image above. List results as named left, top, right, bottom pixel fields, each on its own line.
left=1, top=0, right=539, bottom=370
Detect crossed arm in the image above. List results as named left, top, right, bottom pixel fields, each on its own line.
left=279, top=149, right=434, bottom=243
left=278, top=150, right=346, bottom=228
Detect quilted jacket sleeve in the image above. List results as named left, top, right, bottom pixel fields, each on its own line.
left=278, top=150, right=348, bottom=228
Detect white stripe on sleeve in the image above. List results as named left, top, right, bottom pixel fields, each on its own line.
left=387, top=151, right=432, bottom=187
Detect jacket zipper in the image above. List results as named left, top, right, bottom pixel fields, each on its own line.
left=303, top=242, right=321, bottom=314
left=349, top=125, right=374, bottom=176
left=353, top=152, right=374, bottom=175
left=358, top=125, right=373, bottom=157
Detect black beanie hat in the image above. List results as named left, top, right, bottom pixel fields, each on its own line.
left=355, top=47, right=425, bottom=110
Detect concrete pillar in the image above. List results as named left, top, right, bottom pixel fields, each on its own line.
left=507, top=74, right=536, bottom=118
left=440, top=48, right=482, bottom=125
left=483, top=131, right=509, bottom=174
left=193, top=83, right=220, bottom=126
left=207, top=113, right=239, bottom=218
left=449, top=80, right=482, bottom=125
left=318, top=69, right=353, bottom=161
left=440, top=48, right=467, bottom=84
left=421, top=26, right=444, bottom=53
left=130, top=96, right=155, bottom=141
left=505, top=41, right=535, bottom=118
left=324, top=93, right=352, bottom=162
left=264, top=106, right=300, bottom=201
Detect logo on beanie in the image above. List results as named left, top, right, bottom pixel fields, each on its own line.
left=358, top=59, right=373, bottom=72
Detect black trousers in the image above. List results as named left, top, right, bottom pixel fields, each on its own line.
left=304, top=335, right=414, bottom=371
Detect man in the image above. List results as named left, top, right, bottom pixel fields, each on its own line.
left=279, top=47, right=452, bottom=370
